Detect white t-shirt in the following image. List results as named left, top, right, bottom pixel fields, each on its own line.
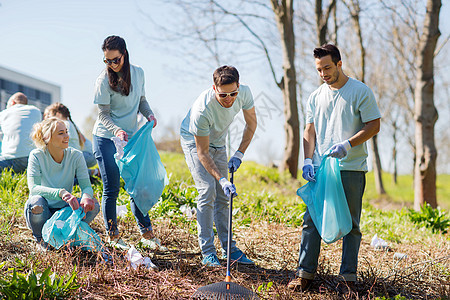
left=180, top=84, right=254, bottom=147
left=93, top=64, right=146, bottom=139
left=0, top=104, right=42, bottom=158
left=306, top=77, right=381, bottom=171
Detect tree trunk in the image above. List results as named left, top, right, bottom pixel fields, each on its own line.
left=371, top=135, right=386, bottom=194
left=392, top=121, right=398, bottom=184
left=271, top=0, right=299, bottom=178
left=315, top=0, right=337, bottom=46
left=413, top=0, right=441, bottom=210
left=345, top=0, right=386, bottom=194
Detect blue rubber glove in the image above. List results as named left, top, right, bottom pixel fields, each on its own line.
left=228, top=150, right=244, bottom=173
left=329, top=140, right=352, bottom=159
left=302, top=158, right=316, bottom=182
left=219, top=177, right=238, bottom=197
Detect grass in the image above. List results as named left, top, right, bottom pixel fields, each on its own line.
left=364, top=172, right=450, bottom=210
left=0, top=152, right=449, bottom=299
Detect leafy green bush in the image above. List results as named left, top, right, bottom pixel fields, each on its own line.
left=408, top=203, right=450, bottom=234
left=0, top=261, right=79, bottom=299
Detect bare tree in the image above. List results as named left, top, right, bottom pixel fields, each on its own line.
left=269, top=0, right=299, bottom=177
left=315, top=0, right=337, bottom=46
left=342, top=0, right=386, bottom=195
left=141, top=0, right=300, bottom=177
left=414, top=0, right=441, bottom=210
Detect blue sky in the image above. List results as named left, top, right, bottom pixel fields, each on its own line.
left=0, top=0, right=287, bottom=165
left=0, top=0, right=449, bottom=169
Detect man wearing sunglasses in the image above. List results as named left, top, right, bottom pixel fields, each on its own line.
left=180, top=65, right=257, bottom=267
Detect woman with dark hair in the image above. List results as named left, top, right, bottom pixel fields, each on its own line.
left=92, top=35, right=165, bottom=251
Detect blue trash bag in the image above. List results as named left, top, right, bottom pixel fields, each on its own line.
left=297, top=154, right=352, bottom=244
left=42, top=206, right=103, bottom=252
left=115, top=121, right=169, bottom=216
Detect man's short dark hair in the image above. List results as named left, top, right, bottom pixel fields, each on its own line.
left=213, top=65, right=239, bottom=87
left=313, top=44, right=341, bottom=64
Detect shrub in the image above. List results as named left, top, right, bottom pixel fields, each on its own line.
left=408, top=203, right=450, bottom=234
left=0, top=261, right=79, bottom=299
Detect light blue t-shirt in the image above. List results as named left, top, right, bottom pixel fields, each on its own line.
left=306, top=77, right=381, bottom=171
left=0, top=104, right=41, bottom=158
left=180, top=85, right=254, bottom=147
left=27, top=147, right=93, bottom=208
left=93, top=64, right=146, bottom=139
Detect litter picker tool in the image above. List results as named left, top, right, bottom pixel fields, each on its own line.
left=193, top=170, right=259, bottom=300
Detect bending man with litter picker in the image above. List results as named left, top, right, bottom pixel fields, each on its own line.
left=288, top=44, right=381, bottom=293
left=180, top=65, right=257, bottom=267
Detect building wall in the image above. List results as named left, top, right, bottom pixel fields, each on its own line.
left=0, top=65, right=61, bottom=112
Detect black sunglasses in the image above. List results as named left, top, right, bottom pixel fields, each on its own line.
left=103, top=55, right=123, bottom=65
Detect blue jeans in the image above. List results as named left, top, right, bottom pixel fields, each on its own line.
left=0, top=156, right=28, bottom=173
left=93, top=135, right=153, bottom=237
left=181, top=141, right=238, bottom=257
left=83, top=151, right=97, bottom=169
left=24, top=195, right=100, bottom=242
left=297, top=171, right=365, bottom=282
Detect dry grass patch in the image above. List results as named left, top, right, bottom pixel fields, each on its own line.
left=1, top=213, right=449, bottom=299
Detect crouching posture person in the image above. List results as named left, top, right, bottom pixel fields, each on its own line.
left=180, top=65, right=257, bottom=267
left=24, top=117, right=100, bottom=251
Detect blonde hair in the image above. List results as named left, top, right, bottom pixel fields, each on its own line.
left=43, top=102, right=84, bottom=148
left=31, top=117, right=64, bottom=149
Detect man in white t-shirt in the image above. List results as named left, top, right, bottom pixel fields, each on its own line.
left=0, top=92, right=42, bottom=173
left=288, top=44, right=381, bottom=293
left=180, top=65, right=257, bottom=267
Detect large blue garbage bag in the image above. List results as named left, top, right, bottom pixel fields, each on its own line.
left=297, top=154, right=352, bottom=243
left=42, top=207, right=103, bottom=252
left=116, top=121, right=169, bottom=216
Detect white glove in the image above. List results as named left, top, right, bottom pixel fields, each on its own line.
left=219, top=177, right=237, bottom=197
left=329, top=140, right=352, bottom=159
left=111, top=136, right=127, bottom=160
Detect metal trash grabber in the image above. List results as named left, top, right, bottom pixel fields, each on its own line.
left=192, top=170, right=259, bottom=300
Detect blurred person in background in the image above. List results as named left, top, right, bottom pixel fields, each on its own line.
left=0, top=92, right=41, bottom=173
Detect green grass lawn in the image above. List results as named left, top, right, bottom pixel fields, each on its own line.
left=364, top=172, right=450, bottom=210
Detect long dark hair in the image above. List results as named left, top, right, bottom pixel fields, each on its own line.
left=102, top=35, right=131, bottom=96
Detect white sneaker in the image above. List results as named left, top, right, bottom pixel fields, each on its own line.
left=140, top=237, right=168, bottom=251
left=108, top=237, right=130, bottom=250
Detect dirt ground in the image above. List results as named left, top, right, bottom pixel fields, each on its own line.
left=3, top=212, right=449, bottom=300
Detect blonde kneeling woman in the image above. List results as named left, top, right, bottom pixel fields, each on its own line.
left=24, top=117, right=100, bottom=251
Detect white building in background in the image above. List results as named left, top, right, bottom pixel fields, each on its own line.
left=0, top=65, right=60, bottom=112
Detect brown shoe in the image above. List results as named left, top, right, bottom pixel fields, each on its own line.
left=338, top=280, right=356, bottom=295
left=287, top=277, right=312, bottom=291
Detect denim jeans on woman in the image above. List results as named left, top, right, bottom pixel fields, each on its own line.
left=93, top=135, right=153, bottom=237
left=181, top=141, right=238, bottom=258
left=24, top=195, right=100, bottom=242
left=297, top=171, right=366, bottom=282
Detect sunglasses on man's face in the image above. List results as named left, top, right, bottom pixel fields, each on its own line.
left=216, top=89, right=239, bottom=98
left=103, top=55, right=123, bottom=65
